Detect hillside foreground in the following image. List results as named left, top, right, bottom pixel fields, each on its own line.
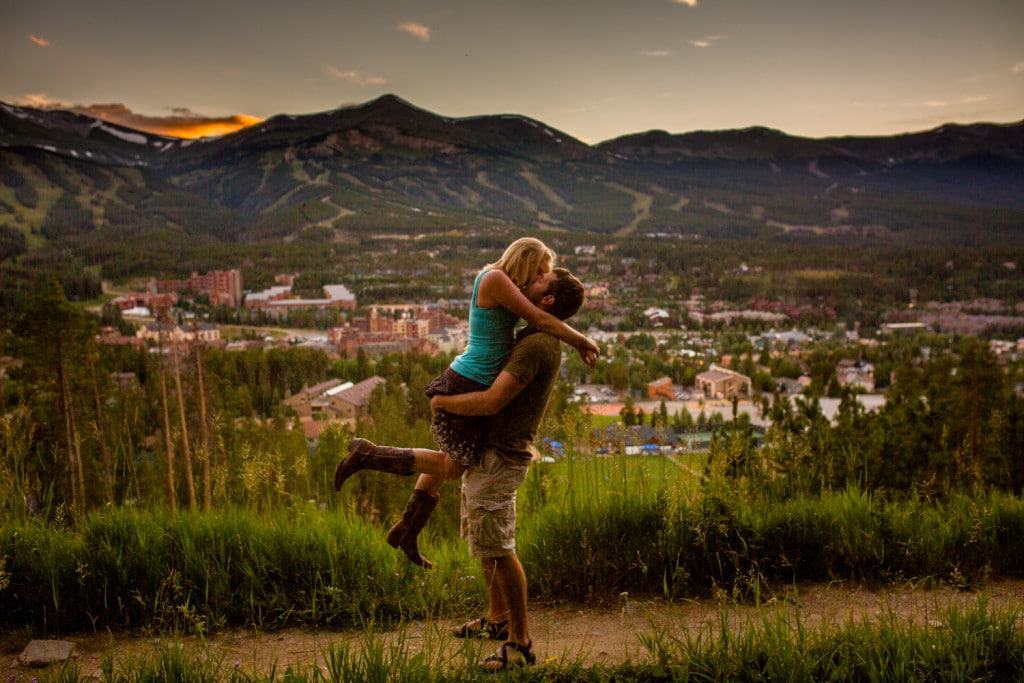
left=3, top=580, right=1022, bottom=679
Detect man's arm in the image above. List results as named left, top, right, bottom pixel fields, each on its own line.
left=431, top=371, right=526, bottom=416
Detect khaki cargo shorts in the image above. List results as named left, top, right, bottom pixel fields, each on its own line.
left=460, top=449, right=530, bottom=558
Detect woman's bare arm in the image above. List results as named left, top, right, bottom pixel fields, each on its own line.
left=479, top=270, right=598, bottom=362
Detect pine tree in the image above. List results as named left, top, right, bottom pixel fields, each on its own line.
left=194, top=342, right=212, bottom=510
left=87, top=352, right=114, bottom=504
left=171, top=341, right=197, bottom=508
left=13, top=280, right=92, bottom=513
left=156, top=324, right=177, bottom=512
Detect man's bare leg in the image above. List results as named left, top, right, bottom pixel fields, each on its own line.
left=492, top=554, right=530, bottom=646
left=482, top=557, right=510, bottom=626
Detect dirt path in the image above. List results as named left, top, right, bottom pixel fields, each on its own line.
left=4, top=582, right=1022, bottom=678
left=315, top=194, right=355, bottom=228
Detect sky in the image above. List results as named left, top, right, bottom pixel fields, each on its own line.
left=3, top=0, right=1023, bottom=142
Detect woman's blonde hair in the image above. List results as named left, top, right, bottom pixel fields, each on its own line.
left=487, top=237, right=556, bottom=289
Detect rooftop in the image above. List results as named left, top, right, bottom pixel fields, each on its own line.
left=246, top=285, right=291, bottom=303
left=332, top=376, right=386, bottom=407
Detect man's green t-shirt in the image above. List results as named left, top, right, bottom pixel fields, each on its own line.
left=486, top=331, right=561, bottom=464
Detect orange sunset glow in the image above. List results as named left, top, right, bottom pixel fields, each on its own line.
left=150, top=114, right=264, bottom=139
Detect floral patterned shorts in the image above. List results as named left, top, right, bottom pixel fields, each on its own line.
left=425, top=367, right=490, bottom=467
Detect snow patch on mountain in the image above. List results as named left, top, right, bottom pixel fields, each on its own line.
left=98, top=124, right=148, bottom=145
left=499, top=115, right=540, bottom=129
left=1, top=103, right=29, bottom=120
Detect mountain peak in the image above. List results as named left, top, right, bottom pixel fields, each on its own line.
left=356, top=93, right=432, bottom=116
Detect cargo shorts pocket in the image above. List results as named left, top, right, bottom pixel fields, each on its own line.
left=469, top=500, right=517, bottom=556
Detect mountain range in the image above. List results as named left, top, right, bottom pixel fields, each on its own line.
left=1, top=94, right=1022, bottom=254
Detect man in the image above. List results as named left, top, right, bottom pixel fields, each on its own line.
left=332, top=267, right=587, bottom=669
left=431, top=267, right=587, bottom=670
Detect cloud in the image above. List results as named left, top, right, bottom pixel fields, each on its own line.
left=924, top=95, right=989, bottom=108
left=672, top=0, right=698, bottom=6
left=14, top=92, right=70, bottom=108
left=12, top=96, right=261, bottom=139
left=74, top=103, right=263, bottom=138
left=854, top=95, right=990, bottom=110
left=1012, top=62, right=1024, bottom=74
left=29, top=34, right=49, bottom=47
left=641, top=49, right=672, bottom=57
left=326, top=66, right=387, bottom=86
left=688, top=35, right=723, bottom=48
left=396, top=22, right=431, bottom=42
left=889, top=109, right=998, bottom=129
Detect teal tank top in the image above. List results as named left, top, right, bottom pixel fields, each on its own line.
left=450, top=269, right=520, bottom=386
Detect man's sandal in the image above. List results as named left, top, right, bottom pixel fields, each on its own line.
left=452, top=616, right=510, bottom=640
left=479, top=640, right=536, bottom=672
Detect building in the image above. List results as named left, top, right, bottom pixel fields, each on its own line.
left=135, top=321, right=221, bottom=344
left=96, top=326, right=144, bottom=348
left=571, top=384, right=620, bottom=403
left=836, top=360, right=875, bottom=393
left=331, top=304, right=464, bottom=356
left=155, top=269, right=243, bottom=307
left=191, top=322, right=221, bottom=344
left=644, top=307, right=671, bottom=328
left=110, top=291, right=178, bottom=311
left=246, top=282, right=356, bottom=314
left=427, top=327, right=469, bottom=354
left=758, top=329, right=813, bottom=348
left=695, top=364, right=752, bottom=399
left=880, top=322, right=927, bottom=334
left=646, top=376, right=675, bottom=400
left=393, top=317, right=431, bottom=338
left=776, top=377, right=810, bottom=396
left=284, top=376, right=387, bottom=428
left=330, top=331, right=437, bottom=357
left=594, top=424, right=678, bottom=455
left=136, top=321, right=190, bottom=344
left=110, top=371, right=139, bottom=392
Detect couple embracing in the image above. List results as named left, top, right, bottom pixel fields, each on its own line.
left=334, top=237, right=597, bottom=671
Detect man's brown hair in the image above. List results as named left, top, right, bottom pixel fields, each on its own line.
left=544, top=267, right=585, bottom=320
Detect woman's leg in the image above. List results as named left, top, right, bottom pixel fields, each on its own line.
left=412, top=459, right=466, bottom=494
left=388, top=458, right=465, bottom=568
left=410, top=449, right=464, bottom=481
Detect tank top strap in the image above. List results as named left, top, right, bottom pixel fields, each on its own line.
left=469, top=269, right=488, bottom=309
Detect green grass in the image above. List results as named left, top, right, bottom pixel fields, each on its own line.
left=39, top=601, right=1024, bottom=681
left=0, top=506, right=484, bottom=633
left=528, top=455, right=703, bottom=511
left=3, top=478, right=1023, bottom=633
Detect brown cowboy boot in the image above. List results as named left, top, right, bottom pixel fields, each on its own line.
left=386, top=489, right=438, bottom=568
left=334, top=438, right=415, bottom=491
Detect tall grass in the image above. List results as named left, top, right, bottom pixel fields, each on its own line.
left=0, top=506, right=482, bottom=633
left=3, top=479, right=1022, bottom=632
left=40, top=602, right=1024, bottom=681
left=520, top=484, right=1024, bottom=602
